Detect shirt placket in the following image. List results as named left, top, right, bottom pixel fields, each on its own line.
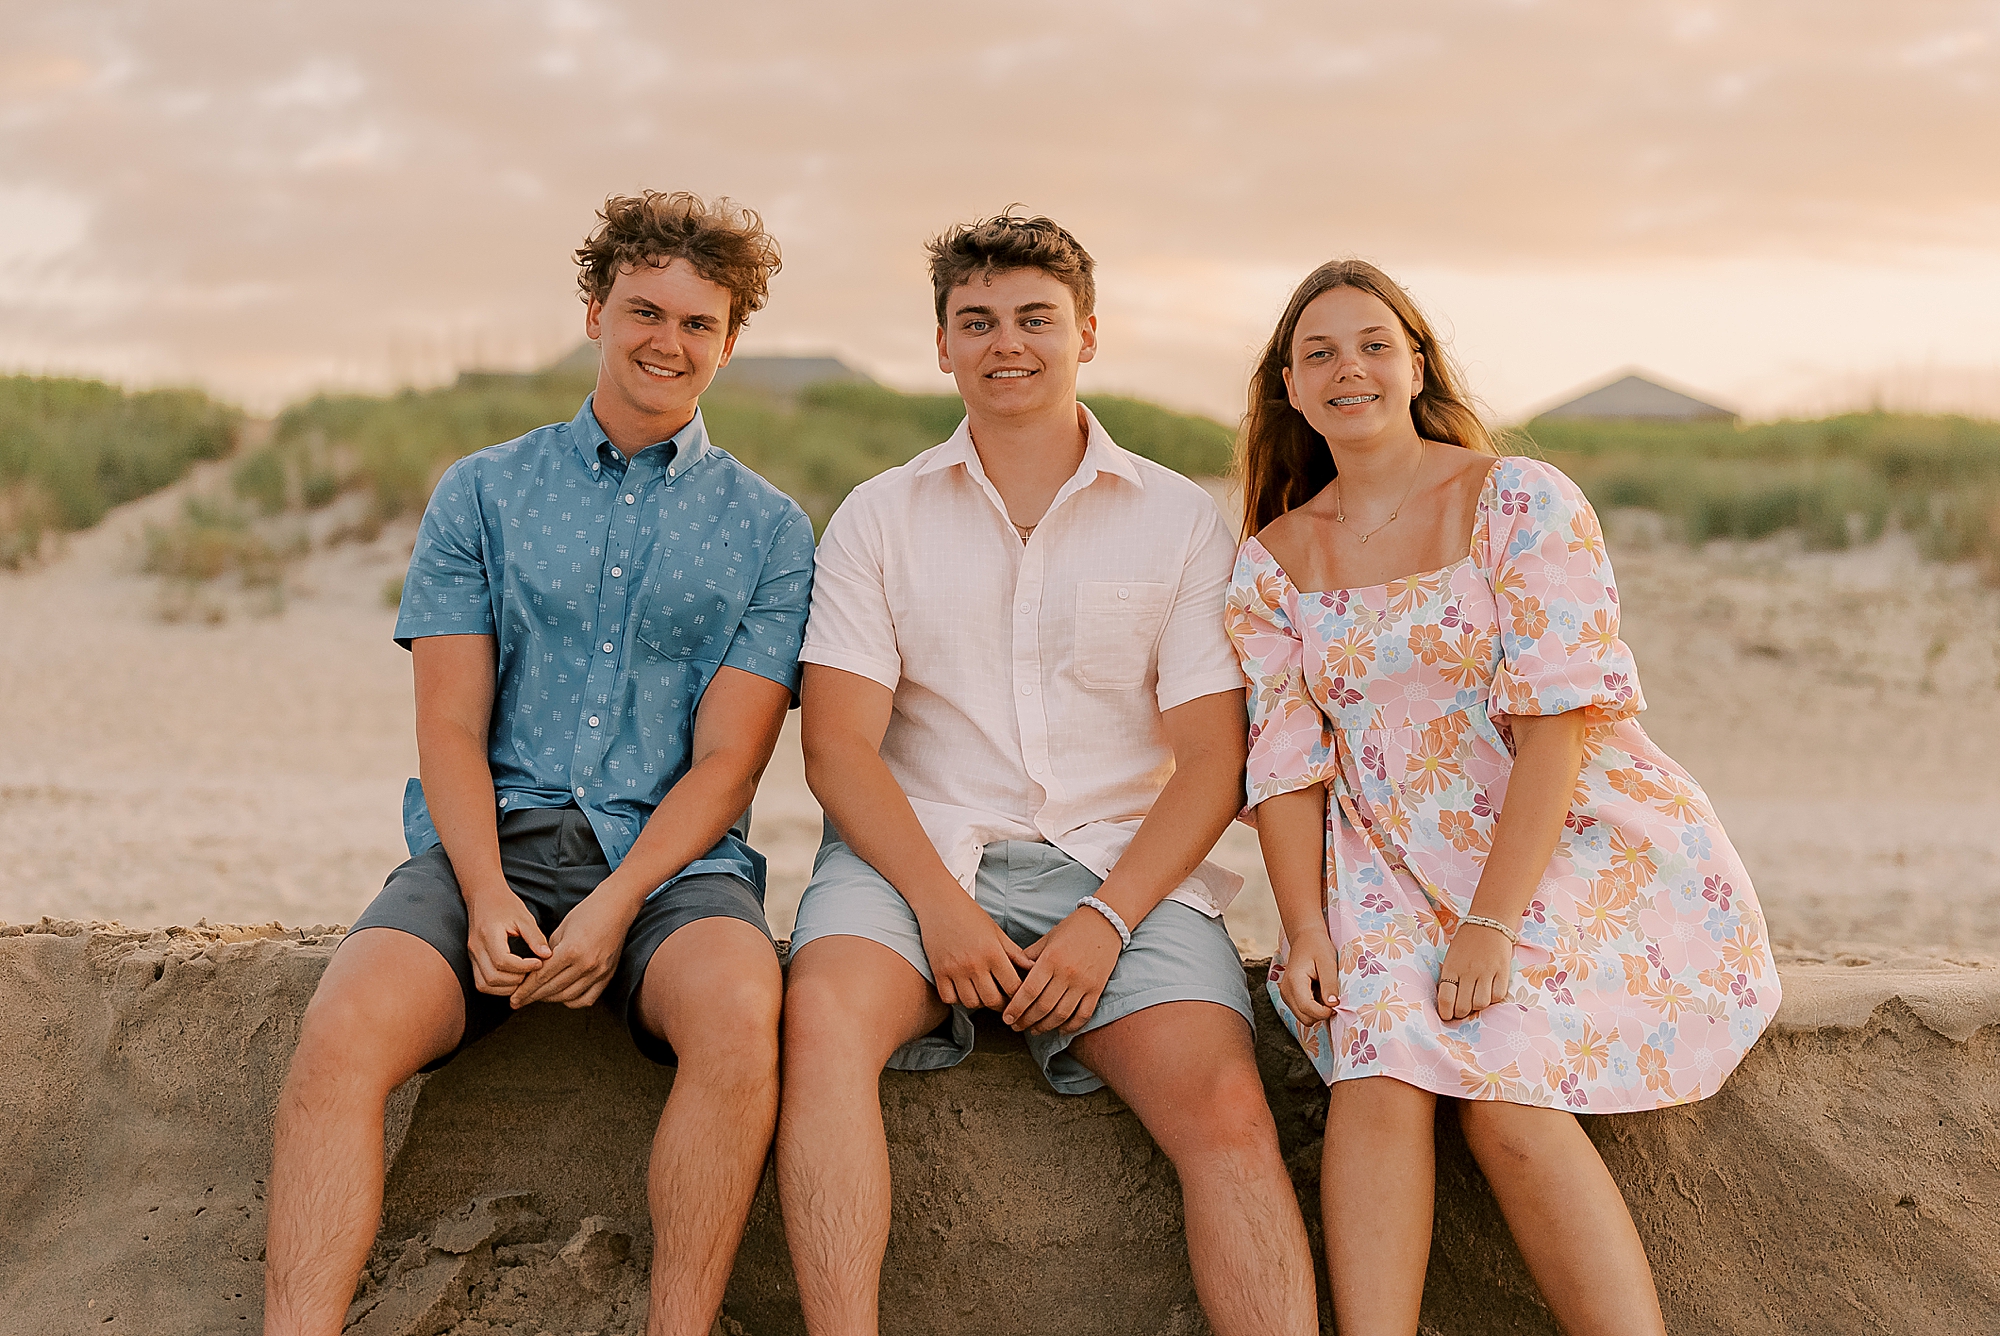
left=571, top=447, right=648, bottom=805
left=999, top=466, right=1097, bottom=838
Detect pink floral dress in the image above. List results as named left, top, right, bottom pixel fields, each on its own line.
left=1227, top=458, right=1779, bottom=1112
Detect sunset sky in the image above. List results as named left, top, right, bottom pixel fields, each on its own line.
left=4, top=1, right=1999, bottom=423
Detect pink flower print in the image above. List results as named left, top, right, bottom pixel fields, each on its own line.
left=1730, top=974, right=1759, bottom=1008
left=1345, top=1026, right=1379, bottom=1064
left=1557, top=1068, right=1589, bottom=1109
left=1564, top=810, right=1597, bottom=834
left=1360, top=743, right=1389, bottom=781
left=1440, top=602, right=1464, bottom=630
left=1360, top=890, right=1396, bottom=916
left=1524, top=898, right=1549, bottom=928
left=1602, top=671, right=1635, bottom=703
left=1703, top=876, right=1734, bottom=912
left=1499, top=488, right=1530, bottom=517
left=1542, top=969, right=1576, bottom=1006
left=1644, top=942, right=1672, bottom=980
left=1326, top=675, right=1363, bottom=709
left=1355, top=948, right=1387, bottom=977
left=1328, top=589, right=1352, bottom=615
left=1472, top=788, right=1497, bottom=819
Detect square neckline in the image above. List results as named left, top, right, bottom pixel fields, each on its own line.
left=1246, top=457, right=1505, bottom=598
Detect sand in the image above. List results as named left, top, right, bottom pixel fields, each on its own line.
left=3, top=469, right=1997, bottom=959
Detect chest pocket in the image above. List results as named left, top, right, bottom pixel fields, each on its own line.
left=1072, top=580, right=1172, bottom=691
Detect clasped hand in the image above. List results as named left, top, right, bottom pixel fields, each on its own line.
left=1436, top=920, right=1514, bottom=1021
left=465, top=884, right=636, bottom=1010
left=919, top=894, right=1124, bottom=1036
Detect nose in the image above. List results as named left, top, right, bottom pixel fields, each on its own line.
left=1337, top=355, right=1366, bottom=381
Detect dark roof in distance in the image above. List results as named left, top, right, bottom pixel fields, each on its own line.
left=1535, top=372, right=1736, bottom=422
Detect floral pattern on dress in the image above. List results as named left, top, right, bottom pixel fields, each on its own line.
left=1227, top=457, right=1779, bottom=1112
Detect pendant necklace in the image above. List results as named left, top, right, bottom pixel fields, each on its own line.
left=1333, top=447, right=1427, bottom=544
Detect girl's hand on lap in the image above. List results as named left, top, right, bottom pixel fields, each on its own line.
left=1437, top=923, right=1513, bottom=1021
left=1279, top=928, right=1341, bottom=1023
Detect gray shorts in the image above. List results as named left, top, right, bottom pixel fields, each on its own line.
left=788, top=830, right=1252, bottom=1095
left=347, top=804, right=771, bottom=1070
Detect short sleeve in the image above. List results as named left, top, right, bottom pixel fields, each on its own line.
left=394, top=458, right=495, bottom=649
left=1474, top=458, right=1644, bottom=723
left=797, top=492, right=902, bottom=691
left=720, top=508, right=816, bottom=699
left=1225, top=543, right=1339, bottom=807
left=1154, top=501, right=1253, bottom=712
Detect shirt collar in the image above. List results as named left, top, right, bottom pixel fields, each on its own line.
left=571, top=395, right=712, bottom=473
left=915, top=403, right=1143, bottom=489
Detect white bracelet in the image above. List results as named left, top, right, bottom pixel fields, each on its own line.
left=1078, top=896, right=1133, bottom=950
left=1458, top=913, right=1519, bottom=945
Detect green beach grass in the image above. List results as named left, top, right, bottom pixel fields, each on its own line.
left=0, top=375, right=240, bottom=567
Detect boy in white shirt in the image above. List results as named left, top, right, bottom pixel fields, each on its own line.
left=775, top=211, right=1316, bottom=1336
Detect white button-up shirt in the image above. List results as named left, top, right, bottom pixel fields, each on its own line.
left=800, top=407, right=1247, bottom=915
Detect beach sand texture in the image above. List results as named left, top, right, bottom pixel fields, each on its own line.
left=3, top=464, right=1997, bottom=959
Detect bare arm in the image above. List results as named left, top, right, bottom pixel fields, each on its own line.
left=1003, top=689, right=1249, bottom=1035
left=412, top=634, right=551, bottom=994
left=800, top=662, right=1034, bottom=1010
left=1252, top=782, right=1338, bottom=1024
left=511, top=665, right=793, bottom=1008
left=1438, top=709, right=1588, bottom=1019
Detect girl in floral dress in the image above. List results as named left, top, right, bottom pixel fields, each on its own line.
left=1226, top=260, right=1779, bottom=1335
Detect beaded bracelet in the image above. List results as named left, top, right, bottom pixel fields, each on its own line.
left=1078, top=895, right=1133, bottom=950
left=1458, top=913, right=1520, bottom=945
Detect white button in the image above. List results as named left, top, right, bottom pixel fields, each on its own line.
left=1018, top=602, right=1030, bottom=614
left=610, top=566, right=622, bottom=577
left=611, top=450, right=621, bottom=460
left=667, top=467, right=675, bottom=478
left=588, top=715, right=600, bottom=727
left=602, top=641, right=615, bottom=653
left=575, top=786, right=586, bottom=798
left=624, top=493, right=635, bottom=505
left=1118, top=587, right=1130, bottom=599
left=590, top=462, right=600, bottom=471
left=498, top=796, right=508, bottom=806
left=1020, top=685, right=1033, bottom=696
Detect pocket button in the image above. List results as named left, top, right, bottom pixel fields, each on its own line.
left=1118, top=587, right=1129, bottom=599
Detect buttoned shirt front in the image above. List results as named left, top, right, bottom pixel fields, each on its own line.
left=394, top=396, right=815, bottom=893
left=800, top=406, right=1247, bottom=915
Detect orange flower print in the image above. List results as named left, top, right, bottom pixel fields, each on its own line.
left=1388, top=570, right=1444, bottom=616
left=1578, top=873, right=1638, bottom=941
left=1577, top=609, right=1622, bottom=659
left=1651, top=775, right=1702, bottom=822
left=1567, top=507, right=1606, bottom=561
left=1491, top=564, right=1527, bottom=605
left=1605, top=767, right=1662, bottom=803
left=1409, top=622, right=1447, bottom=665
left=1404, top=732, right=1464, bottom=798
left=1460, top=1059, right=1525, bottom=1100
left=1437, top=808, right=1489, bottom=852
left=1500, top=673, right=1538, bottom=714
left=1608, top=828, right=1659, bottom=887
left=1509, top=594, right=1549, bottom=641
left=1721, top=922, right=1767, bottom=977
left=1362, top=920, right=1417, bottom=961
left=1359, top=993, right=1416, bottom=1031
left=1636, top=1043, right=1677, bottom=1099
left=1564, top=1019, right=1613, bottom=1080
left=1439, top=630, right=1492, bottom=688
left=1326, top=627, right=1377, bottom=679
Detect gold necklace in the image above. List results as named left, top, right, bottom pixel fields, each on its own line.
left=1333, top=447, right=1426, bottom=545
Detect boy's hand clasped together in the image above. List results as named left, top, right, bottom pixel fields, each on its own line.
left=266, top=198, right=1778, bottom=1336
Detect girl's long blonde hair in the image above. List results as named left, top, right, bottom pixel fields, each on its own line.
left=1237, top=259, right=1496, bottom=538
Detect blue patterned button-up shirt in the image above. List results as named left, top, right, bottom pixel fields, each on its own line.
left=393, top=396, right=815, bottom=894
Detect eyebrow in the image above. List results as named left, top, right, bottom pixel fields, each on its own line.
left=1300, top=325, right=1394, bottom=344
left=953, top=301, right=1062, bottom=318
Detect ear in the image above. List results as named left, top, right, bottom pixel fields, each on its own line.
left=935, top=323, right=952, bottom=375
left=1282, top=364, right=1302, bottom=414
left=718, top=325, right=740, bottom=369
left=584, top=297, right=604, bottom=341
left=1410, top=349, right=1425, bottom=399
left=1075, top=312, right=1099, bottom=365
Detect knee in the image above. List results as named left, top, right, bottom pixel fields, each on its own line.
left=671, top=970, right=782, bottom=1080
left=1457, top=1099, right=1565, bottom=1169
left=1156, top=1064, right=1282, bottom=1163
left=780, top=962, right=870, bottom=1051
left=284, top=988, right=418, bottom=1103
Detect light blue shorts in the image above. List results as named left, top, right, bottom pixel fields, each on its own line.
left=788, top=829, right=1253, bottom=1095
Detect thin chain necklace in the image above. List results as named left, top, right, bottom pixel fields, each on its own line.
left=1333, top=446, right=1426, bottom=545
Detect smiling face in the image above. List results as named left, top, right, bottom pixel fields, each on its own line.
left=1282, top=285, right=1426, bottom=447
left=584, top=257, right=738, bottom=438
left=935, top=266, right=1098, bottom=424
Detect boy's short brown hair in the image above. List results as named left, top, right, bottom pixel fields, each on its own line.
left=575, top=191, right=781, bottom=333
left=925, top=209, right=1096, bottom=327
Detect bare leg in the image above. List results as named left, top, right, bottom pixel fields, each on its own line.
left=633, top=917, right=785, bottom=1336
left=1457, top=1101, right=1665, bottom=1336
left=264, top=929, right=465, bottom=1336
left=1069, top=1002, right=1317, bottom=1336
left=774, top=937, right=947, bottom=1336
left=1319, top=1076, right=1438, bottom=1334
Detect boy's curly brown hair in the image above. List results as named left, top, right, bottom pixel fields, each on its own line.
left=575, top=191, right=781, bottom=333
left=925, top=208, right=1095, bottom=327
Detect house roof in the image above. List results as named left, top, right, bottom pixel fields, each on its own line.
left=1535, top=372, right=1736, bottom=422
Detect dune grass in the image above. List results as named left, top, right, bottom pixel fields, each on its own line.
left=0, top=376, right=240, bottom=567
left=1522, top=413, right=2000, bottom=572
left=233, top=368, right=1237, bottom=533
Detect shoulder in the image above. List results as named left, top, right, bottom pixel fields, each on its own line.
left=1487, top=455, right=1586, bottom=508
left=691, top=446, right=812, bottom=538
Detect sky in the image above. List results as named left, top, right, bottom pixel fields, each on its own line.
left=4, top=0, right=2000, bottom=423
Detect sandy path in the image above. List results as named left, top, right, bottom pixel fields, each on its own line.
left=2, top=479, right=1996, bottom=958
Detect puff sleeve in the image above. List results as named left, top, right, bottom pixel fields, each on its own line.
left=1474, top=458, right=1644, bottom=724
left=1226, top=541, right=1340, bottom=807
